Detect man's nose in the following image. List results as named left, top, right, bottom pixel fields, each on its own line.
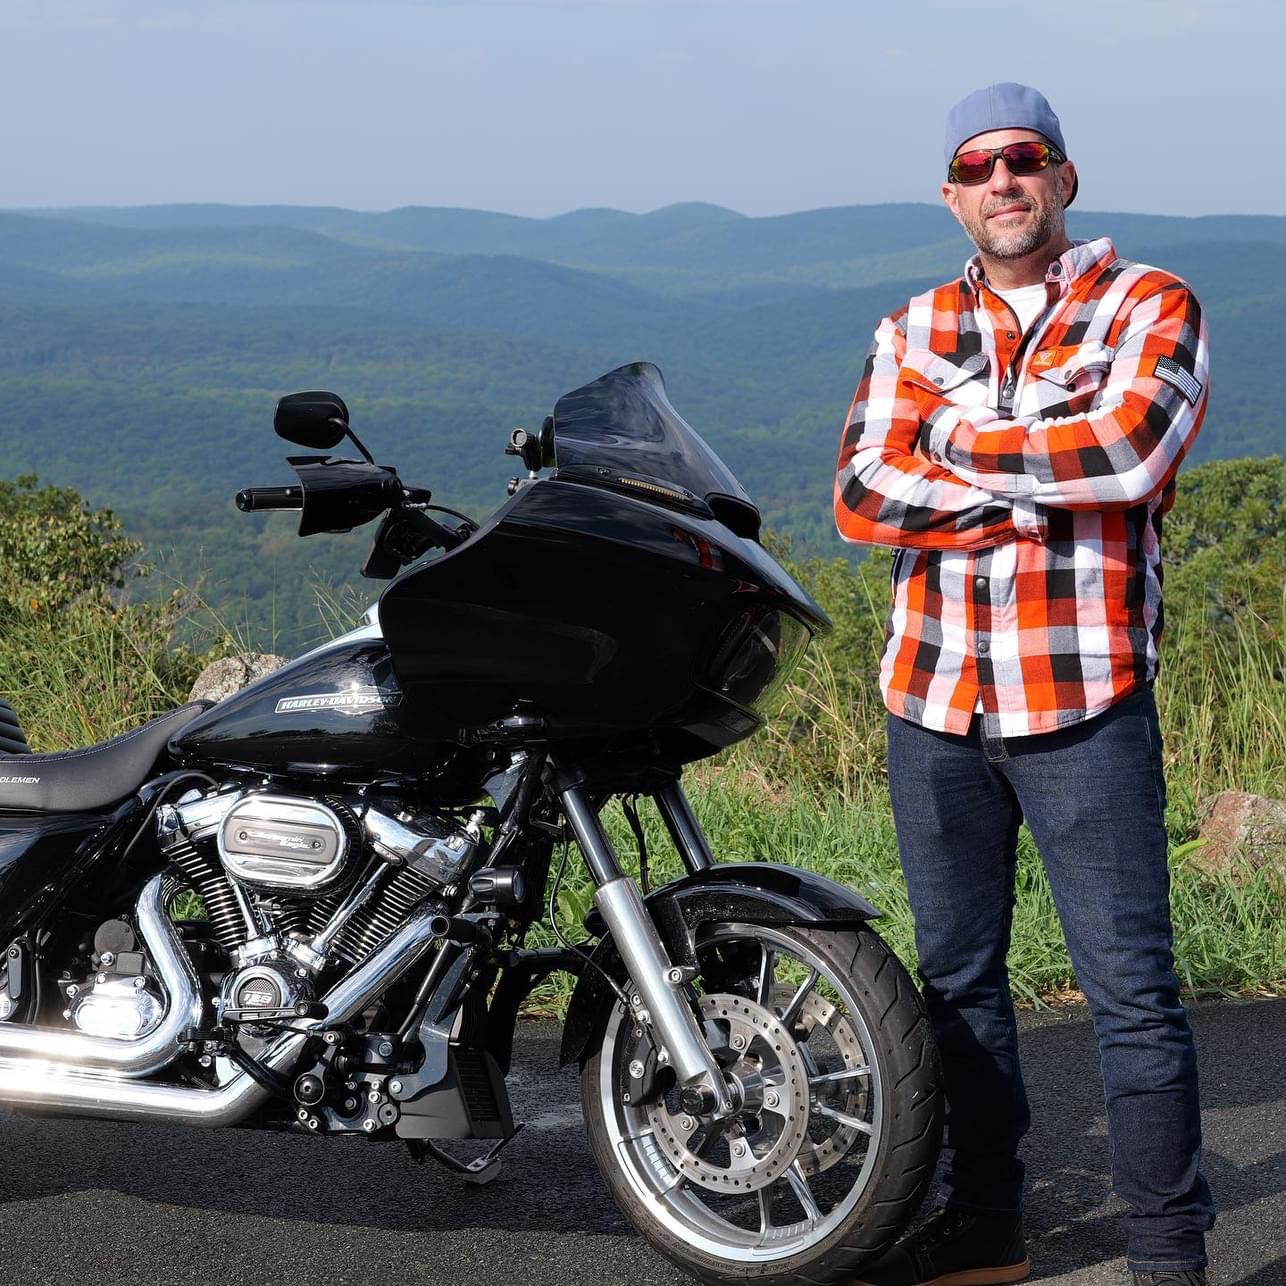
left=987, top=159, right=1022, bottom=194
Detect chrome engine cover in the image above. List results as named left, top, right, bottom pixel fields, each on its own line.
left=216, top=793, right=350, bottom=892
left=71, top=975, right=165, bottom=1041
left=219, top=960, right=306, bottom=1027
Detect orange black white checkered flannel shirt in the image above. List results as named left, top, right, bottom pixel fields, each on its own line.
left=834, top=237, right=1208, bottom=738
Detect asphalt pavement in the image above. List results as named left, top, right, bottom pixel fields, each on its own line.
left=0, top=998, right=1280, bottom=1286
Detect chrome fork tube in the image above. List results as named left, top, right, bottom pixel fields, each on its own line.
left=559, top=787, right=732, bottom=1115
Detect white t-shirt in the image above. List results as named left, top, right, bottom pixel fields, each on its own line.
left=992, top=282, right=1049, bottom=335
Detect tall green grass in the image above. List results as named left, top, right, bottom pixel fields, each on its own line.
left=1, top=496, right=1279, bottom=1014
left=523, top=782, right=1285, bottom=1016
left=0, top=596, right=208, bottom=751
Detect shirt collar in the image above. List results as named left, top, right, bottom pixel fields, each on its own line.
left=965, top=237, right=1117, bottom=295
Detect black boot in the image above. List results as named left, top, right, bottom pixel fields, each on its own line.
left=851, top=1207, right=1030, bottom=1285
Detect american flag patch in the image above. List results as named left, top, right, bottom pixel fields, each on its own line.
left=1154, top=355, right=1202, bottom=405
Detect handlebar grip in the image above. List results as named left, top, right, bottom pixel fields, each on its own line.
left=235, top=486, right=303, bottom=513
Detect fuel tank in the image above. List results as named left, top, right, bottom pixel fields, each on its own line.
left=170, top=628, right=426, bottom=780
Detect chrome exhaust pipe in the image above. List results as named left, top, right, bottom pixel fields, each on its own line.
left=0, top=875, right=202, bottom=1077
left=0, top=1029, right=306, bottom=1126
left=0, top=901, right=446, bottom=1126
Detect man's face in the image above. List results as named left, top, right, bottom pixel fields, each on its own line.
left=941, top=128, right=1077, bottom=260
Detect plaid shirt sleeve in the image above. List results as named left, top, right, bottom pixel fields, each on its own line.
left=834, top=310, right=1046, bottom=549
left=925, top=280, right=1208, bottom=510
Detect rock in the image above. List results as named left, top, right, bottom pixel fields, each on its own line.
left=188, top=653, right=289, bottom=704
left=1192, top=791, right=1286, bottom=888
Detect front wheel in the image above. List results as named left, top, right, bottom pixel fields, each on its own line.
left=581, top=923, right=941, bottom=1285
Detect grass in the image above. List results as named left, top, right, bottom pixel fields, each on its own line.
left=0, top=597, right=206, bottom=751
left=1, top=515, right=1280, bottom=1018
left=521, top=781, right=1286, bottom=1017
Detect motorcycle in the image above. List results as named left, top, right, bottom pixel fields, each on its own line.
left=0, top=362, right=940, bottom=1284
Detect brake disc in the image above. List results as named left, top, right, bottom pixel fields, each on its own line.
left=794, top=990, right=870, bottom=1175
left=646, top=993, right=809, bottom=1194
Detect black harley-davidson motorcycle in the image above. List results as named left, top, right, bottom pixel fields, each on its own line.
left=0, top=362, right=940, bottom=1284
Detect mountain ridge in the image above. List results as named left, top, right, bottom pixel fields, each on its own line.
left=0, top=199, right=1280, bottom=647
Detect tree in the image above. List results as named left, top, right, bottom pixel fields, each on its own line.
left=1164, top=455, right=1284, bottom=638
left=0, top=476, right=218, bottom=749
left=0, top=475, right=146, bottom=612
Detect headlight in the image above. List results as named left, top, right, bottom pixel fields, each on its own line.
left=701, top=608, right=812, bottom=714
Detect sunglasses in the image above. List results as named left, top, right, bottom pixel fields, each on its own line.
left=948, top=140, right=1066, bottom=185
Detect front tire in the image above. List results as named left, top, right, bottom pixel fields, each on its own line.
left=581, top=923, right=941, bottom=1285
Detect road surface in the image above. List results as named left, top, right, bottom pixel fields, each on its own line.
left=0, top=998, right=1280, bottom=1285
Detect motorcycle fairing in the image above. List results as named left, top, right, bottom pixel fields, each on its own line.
left=376, top=361, right=827, bottom=765
left=379, top=477, right=826, bottom=761
left=558, top=863, right=883, bottom=1067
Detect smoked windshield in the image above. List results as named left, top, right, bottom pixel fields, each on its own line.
left=551, top=362, right=761, bottom=538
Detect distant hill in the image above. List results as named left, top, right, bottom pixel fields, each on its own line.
left=1, top=201, right=1282, bottom=648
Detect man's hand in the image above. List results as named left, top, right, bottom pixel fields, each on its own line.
left=895, top=369, right=950, bottom=449
left=835, top=312, right=1036, bottom=552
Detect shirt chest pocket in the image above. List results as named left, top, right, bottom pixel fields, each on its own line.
left=1026, top=340, right=1114, bottom=413
left=901, top=349, right=993, bottom=409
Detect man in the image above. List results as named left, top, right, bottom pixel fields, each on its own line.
left=833, top=84, right=1213, bottom=1286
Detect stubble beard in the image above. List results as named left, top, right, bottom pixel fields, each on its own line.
left=962, top=186, right=1065, bottom=259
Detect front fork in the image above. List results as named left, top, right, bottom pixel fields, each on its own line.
left=559, top=784, right=733, bottom=1118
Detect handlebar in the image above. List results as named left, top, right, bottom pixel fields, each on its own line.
left=235, top=486, right=304, bottom=513
left=237, top=470, right=471, bottom=578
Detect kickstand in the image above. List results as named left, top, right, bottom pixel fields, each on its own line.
left=406, top=1125, right=525, bottom=1185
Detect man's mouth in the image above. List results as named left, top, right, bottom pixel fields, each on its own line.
left=986, top=205, right=1031, bottom=220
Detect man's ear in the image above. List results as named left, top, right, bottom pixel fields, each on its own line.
left=941, top=181, right=962, bottom=223
left=1059, top=160, right=1077, bottom=205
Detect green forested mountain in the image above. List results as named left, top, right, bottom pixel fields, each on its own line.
left=1, top=202, right=1282, bottom=648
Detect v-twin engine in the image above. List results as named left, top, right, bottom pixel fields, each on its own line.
left=157, top=788, right=484, bottom=972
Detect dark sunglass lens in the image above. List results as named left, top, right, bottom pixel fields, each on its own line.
left=950, top=150, right=995, bottom=184
left=1002, top=142, right=1053, bottom=175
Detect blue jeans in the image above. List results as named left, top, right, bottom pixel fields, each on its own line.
left=886, top=688, right=1214, bottom=1274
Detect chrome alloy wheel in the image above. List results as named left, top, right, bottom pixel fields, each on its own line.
left=594, top=923, right=885, bottom=1264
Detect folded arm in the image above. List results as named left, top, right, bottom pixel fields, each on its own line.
left=834, top=311, right=1044, bottom=550
left=924, top=281, right=1208, bottom=509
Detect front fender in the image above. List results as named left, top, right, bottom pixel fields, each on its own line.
left=558, top=862, right=881, bottom=1067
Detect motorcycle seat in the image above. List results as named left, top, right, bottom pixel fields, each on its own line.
left=0, top=702, right=210, bottom=813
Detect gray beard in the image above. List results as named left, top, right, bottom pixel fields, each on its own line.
left=967, top=195, right=1062, bottom=259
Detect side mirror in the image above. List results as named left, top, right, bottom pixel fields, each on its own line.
left=274, top=391, right=350, bottom=450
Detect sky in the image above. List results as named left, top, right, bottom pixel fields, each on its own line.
left=1, top=0, right=1282, bottom=220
